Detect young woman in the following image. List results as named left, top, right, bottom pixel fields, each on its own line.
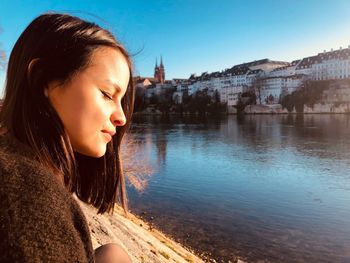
left=0, top=13, right=135, bottom=263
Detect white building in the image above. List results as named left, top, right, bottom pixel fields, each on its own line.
left=223, top=85, right=250, bottom=106
left=258, top=60, right=304, bottom=104
left=145, top=85, right=156, bottom=98
left=295, top=56, right=319, bottom=77
left=173, top=81, right=190, bottom=104
left=313, top=46, right=350, bottom=80
left=188, top=81, right=201, bottom=96
left=285, top=74, right=305, bottom=94
left=246, top=69, right=264, bottom=87
left=260, top=77, right=285, bottom=104
left=269, top=60, right=300, bottom=78
left=165, top=46, right=350, bottom=109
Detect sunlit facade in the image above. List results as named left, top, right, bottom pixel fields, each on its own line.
left=139, top=45, right=350, bottom=108
left=313, top=46, right=350, bottom=80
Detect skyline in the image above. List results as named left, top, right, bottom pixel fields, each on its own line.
left=1, top=0, right=350, bottom=92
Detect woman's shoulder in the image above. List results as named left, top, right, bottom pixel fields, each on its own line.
left=0, top=131, right=69, bottom=209
left=0, top=131, right=80, bottom=219
left=0, top=132, right=53, bottom=189
left=0, top=131, right=94, bottom=262
left=0, top=131, right=36, bottom=171
left=0, top=131, right=83, bottom=212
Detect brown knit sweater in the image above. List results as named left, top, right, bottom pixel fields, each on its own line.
left=0, top=132, right=94, bottom=263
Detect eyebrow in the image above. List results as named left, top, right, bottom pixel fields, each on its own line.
left=104, top=79, right=122, bottom=93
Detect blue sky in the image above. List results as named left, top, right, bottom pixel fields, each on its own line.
left=0, top=0, right=350, bottom=92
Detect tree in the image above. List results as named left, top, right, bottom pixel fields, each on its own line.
left=0, top=26, right=6, bottom=71
left=208, top=90, right=227, bottom=114
left=252, top=77, right=264, bottom=104
left=280, top=80, right=331, bottom=113
left=134, top=86, right=146, bottom=112
left=280, top=94, right=294, bottom=112
left=235, top=90, right=256, bottom=114
left=213, top=90, right=220, bottom=103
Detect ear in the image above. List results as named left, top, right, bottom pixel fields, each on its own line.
left=27, top=58, right=49, bottom=97
left=44, top=88, right=49, bottom=98
left=27, top=58, right=40, bottom=80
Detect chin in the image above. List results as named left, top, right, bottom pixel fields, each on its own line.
left=77, top=144, right=107, bottom=158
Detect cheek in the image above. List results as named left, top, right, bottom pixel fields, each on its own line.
left=62, top=97, right=106, bottom=138
left=74, top=101, right=106, bottom=133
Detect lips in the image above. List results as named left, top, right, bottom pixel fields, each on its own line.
left=101, top=130, right=116, bottom=142
left=102, top=130, right=116, bottom=137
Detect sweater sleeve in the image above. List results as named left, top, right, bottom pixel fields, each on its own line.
left=0, top=153, right=94, bottom=263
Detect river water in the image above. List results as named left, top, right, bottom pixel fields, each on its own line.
left=126, top=114, right=350, bottom=263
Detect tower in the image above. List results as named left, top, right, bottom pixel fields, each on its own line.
left=159, top=56, right=165, bottom=84
left=154, top=56, right=165, bottom=84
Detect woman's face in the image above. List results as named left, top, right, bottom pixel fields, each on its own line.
left=46, top=47, right=130, bottom=157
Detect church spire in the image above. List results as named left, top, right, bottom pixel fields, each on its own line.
left=160, top=55, right=164, bottom=68
left=154, top=56, right=165, bottom=84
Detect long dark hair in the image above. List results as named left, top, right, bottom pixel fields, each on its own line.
left=0, top=13, right=135, bottom=214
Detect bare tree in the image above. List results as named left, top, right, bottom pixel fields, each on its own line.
left=122, top=133, right=154, bottom=192
left=0, top=26, right=6, bottom=71
left=252, top=77, right=264, bottom=104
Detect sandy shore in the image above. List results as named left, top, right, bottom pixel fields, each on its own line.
left=77, top=199, right=205, bottom=263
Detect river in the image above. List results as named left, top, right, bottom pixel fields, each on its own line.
left=126, top=114, right=350, bottom=262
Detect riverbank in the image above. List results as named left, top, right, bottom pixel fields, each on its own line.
left=244, top=103, right=350, bottom=114
left=77, top=199, right=206, bottom=263
left=135, top=102, right=350, bottom=116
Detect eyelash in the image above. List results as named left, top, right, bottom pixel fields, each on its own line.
left=100, top=90, right=113, bottom=100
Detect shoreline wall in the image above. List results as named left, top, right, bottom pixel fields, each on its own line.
left=244, top=103, right=350, bottom=114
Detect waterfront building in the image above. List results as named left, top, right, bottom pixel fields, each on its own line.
left=284, top=74, right=305, bottom=94
left=269, top=60, right=300, bottom=78
left=209, top=72, right=222, bottom=95
left=219, top=59, right=289, bottom=106
left=155, top=81, right=172, bottom=96
left=134, top=76, right=157, bottom=100
left=173, top=80, right=190, bottom=104
left=243, top=59, right=289, bottom=72
left=313, top=46, right=350, bottom=80
left=218, top=74, right=232, bottom=103
left=246, top=69, right=264, bottom=87
left=188, top=80, right=201, bottom=96
left=257, top=60, right=304, bottom=104
left=219, top=65, right=249, bottom=108
left=259, top=77, right=285, bottom=104
left=295, top=56, right=319, bottom=77
left=139, top=44, right=350, bottom=110
left=145, top=85, right=156, bottom=99
left=222, top=85, right=250, bottom=108
left=135, top=76, right=155, bottom=88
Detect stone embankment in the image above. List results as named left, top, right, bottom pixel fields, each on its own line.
left=244, top=104, right=288, bottom=114
left=244, top=103, right=350, bottom=114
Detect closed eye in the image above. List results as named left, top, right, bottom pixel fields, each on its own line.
left=100, top=89, right=113, bottom=100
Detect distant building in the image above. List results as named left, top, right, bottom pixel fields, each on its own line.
left=138, top=45, right=350, bottom=110
left=134, top=76, right=157, bottom=100
left=258, top=60, right=304, bottom=104
left=295, top=55, right=319, bottom=77
left=154, top=56, right=165, bottom=84
left=173, top=80, right=190, bottom=104
left=219, top=59, right=289, bottom=106
left=313, top=46, right=350, bottom=80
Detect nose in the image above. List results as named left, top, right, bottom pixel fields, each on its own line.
left=111, top=104, right=126, bottom=127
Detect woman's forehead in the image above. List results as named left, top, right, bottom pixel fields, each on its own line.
left=82, top=48, right=130, bottom=88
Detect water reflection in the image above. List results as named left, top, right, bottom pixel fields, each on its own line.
left=128, top=114, right=350, bottom=262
